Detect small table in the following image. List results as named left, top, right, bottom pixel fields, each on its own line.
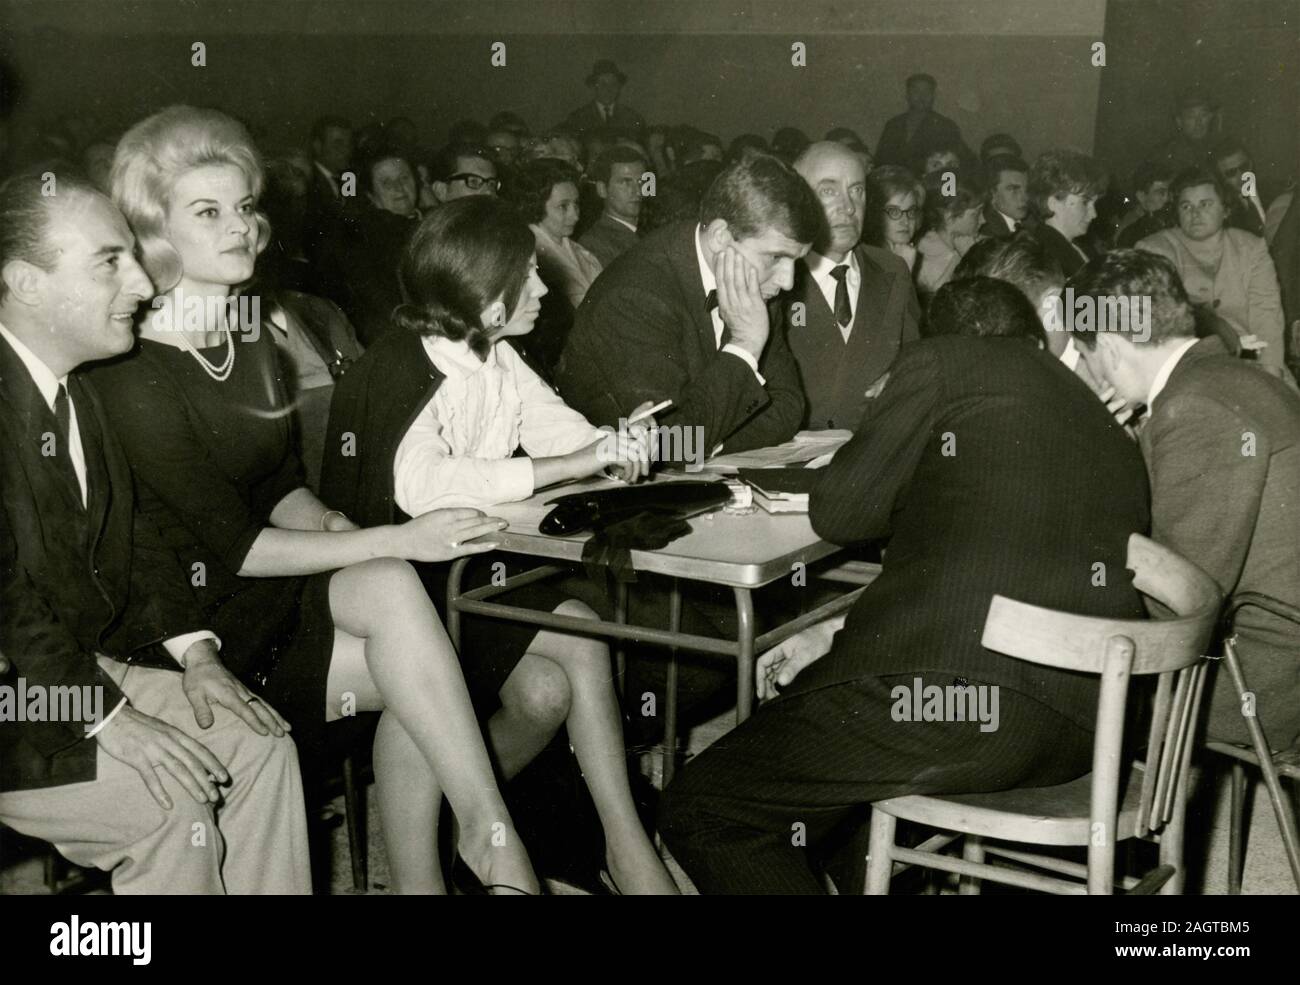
left=445, top=476, right=879, bottom=783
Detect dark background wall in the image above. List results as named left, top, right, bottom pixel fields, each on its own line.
left=1, top=0, right=1105, bottom=161
left=1095, top=0, right=1299, bottom=197
left=2, top=0, right=1296, bottom=194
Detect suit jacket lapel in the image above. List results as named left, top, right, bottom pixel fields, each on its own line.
left=669, top=222, right=719, bottom=363
left=0, top=335, right=84, bottom=513
left=69, top=375, right=112, bottom=536
left=852, top=245, right=894, bottom=345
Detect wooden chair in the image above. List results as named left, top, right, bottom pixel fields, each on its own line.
left=863, top=534, right=1221, bottom=895
left=1204, top=591, right=1300, bottom=893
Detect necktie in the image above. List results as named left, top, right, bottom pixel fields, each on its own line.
left=830, top=265, right=852, bottom=328
left=706, top=290, right=718, bottom=312
left=52, top=382, right=82, bottom=505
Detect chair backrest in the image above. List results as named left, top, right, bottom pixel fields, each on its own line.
left=980, top=534, right=1222, bottom=882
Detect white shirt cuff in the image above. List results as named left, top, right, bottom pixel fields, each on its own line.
left=86, top=697, right=128, bottom=738
left=722, top=343, right=766, bottom=386
left=163, top=631, right=221, bottom=669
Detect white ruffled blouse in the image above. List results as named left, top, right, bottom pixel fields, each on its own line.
left=393, top=334, right=605, bottom=514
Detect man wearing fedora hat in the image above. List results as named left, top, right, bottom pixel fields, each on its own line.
left=564, top=59, right=645, bottom=137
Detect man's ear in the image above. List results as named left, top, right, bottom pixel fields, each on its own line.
left=1, top=259, right=45, bottom=307
left=703, top=218, right=732, bottom=252
left=431, top=181, right=449, bottom=204
left=596, top=180, right=609, bottom=201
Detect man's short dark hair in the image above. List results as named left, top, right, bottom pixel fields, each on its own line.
left=953, top=230, right=1064, bottom=306
left=0, top=166, right=101, bottom=304
left=1131, top=159, right=1173, bottom=195
left=1169, top=165, right=1229, bottom=208
left=489, top=111, right=529, bottom=136
left=589, top=145, right=647, bottom=185
left=924, top=275, right=1046, bottom=345
left=310, top=115, right=351, bottom=144
left=906, top=73, right=937, bottom=90
left=984, top=154, right=1029, bottom=186
left=980, top=132, right=1022, bottom=162
left=1212, top=137, right=1250, bottom=164
left=1069, top=249, right=1196, bottom=349
left=699, top=151, right=826, bottom=245
left=430, top=142, right=492, bottom=183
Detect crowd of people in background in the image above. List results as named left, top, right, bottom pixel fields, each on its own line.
left=1, top=55, right=1298, bottom=896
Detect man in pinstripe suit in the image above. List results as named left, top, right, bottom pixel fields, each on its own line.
left=659, top=281, right=1151, bottom=894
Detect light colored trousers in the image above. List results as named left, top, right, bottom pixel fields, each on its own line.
left=0, top=660, right=312, bottom=894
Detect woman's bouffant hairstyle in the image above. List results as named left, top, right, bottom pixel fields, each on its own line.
left=863, top=165, right=925, bottom=247
left=506, top=157, right=582, bottom=225
left=1028, top=149, right=1107, bottom=220
left=394, top=196, right=534, bottom=360
left=111, top=105, right=271, bottom=293
left=921, top=171, right=983, bottom=232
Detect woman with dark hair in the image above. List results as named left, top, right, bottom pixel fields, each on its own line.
left=1027, top=149, right=1106, bottom=278
left=323, top=196, right=679, bottom=893
left=1138, top=166, right=1291, bottom=380
left=864, top=165, right=926, bottom=273
left=92, top=106, right=538, bottom=895
left=915, top=172, right=983, bottom=299
left=510, top=157, right=602, bottom=309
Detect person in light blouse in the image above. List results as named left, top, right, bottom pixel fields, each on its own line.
left=322, top=196, right=679, bottom=893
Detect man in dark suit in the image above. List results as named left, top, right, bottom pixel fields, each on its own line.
left=1073, top=249, right=1300, bottom=749
left=874, top=73, right=973, bottom=171
left=303, top=115, right=354, bottom=262
left=0, top=172, right=310, bottom=893
left=786, top=141, right=919, bottom=430
left=563, top=59, right=645, bottom=138
left=579, top=145, right=647, bottom=269
left=659, top=281, right=1150, bottom=894
left=979, top=155, right=1031, bottom=239
left=557, top=152, right=819, bottom=460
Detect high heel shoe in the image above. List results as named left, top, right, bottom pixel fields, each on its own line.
left=449, top=854, right=539, bottom=896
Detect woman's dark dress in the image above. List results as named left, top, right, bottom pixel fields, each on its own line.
left=90, top=330, right=336, bottom=755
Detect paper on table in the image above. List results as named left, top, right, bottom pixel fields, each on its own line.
left=703, top=430, right=852, bottom=473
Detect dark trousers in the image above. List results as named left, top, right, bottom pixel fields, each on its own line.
left=659, top=672, right=1095, bottom=894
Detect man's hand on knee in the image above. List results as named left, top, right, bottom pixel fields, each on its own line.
left=97, top=705, right=229, bottom=810
left=181, top=644, right=290, bottom=737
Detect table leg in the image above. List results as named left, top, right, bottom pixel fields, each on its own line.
left=446, top=557, right=470, bottom=650
left=662, top=580, right=681, bottom=788
left=734, top=587, right=755, bottom=723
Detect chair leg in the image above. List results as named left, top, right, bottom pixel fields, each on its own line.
left=342, top=754, right=367, bottom=893
left=1158, top=773, right=1190, bottom=895
left=1227, top=763, right=1247, bottom=895
left=959, top=836, right=984, bottom=895
left=1222, top=642, right=1300, bottom=892
left=863, top=810, right=897, bottom=895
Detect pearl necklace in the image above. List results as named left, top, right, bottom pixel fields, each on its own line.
left=175, top=322, right=236, bottom=382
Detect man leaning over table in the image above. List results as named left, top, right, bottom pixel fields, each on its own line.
left=659, top=279, right=1151, bottom=894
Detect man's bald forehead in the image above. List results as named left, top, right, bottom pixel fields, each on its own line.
left=794, top=141, right=865, bottom=180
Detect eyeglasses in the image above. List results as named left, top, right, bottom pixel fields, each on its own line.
left=883, top=205, right=919, bottom=221
left=448, top=173, right=500, bottom=192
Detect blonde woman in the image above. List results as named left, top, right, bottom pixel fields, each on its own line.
left=90, top=105, right=537, bottom=895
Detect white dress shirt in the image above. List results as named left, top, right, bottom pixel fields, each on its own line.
left=805, top=250, right=861, bottom=342
left=997, top=208, right=1019, bottom=233
left=693, top=225, right=766, bottom=383
left=394, top=335, right=607, bottom=514
left=1145, top=337, right=1200, bottom=410
left=0, top=323, right=218, bottom=735
left=608, top=214, right=638, bottom=234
